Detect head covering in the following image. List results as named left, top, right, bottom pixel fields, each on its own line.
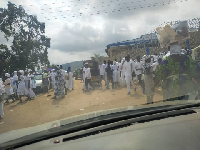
left=5, top=73, right=10, bottom=77
left=29, top=75, right=34, bottom=78
left=19, top=70, right=24, bottom=75
left=28, top=69, right=32, bottom=73
left=67, top=67, right=71, bottom=73
left=121, top=58, right=125, bottom=63
left=56, top=65, right=60, bottom=69
left=14, top=71, right=17, bottom=76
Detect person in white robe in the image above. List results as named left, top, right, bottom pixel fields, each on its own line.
left=67, top=67, right=74, bottom=90
left=17, top=71, right=28, bottom=103
left=12, top=71, right=19, bottom=100
left=112, top=61, right=118, bottom=88
left=50, top=69, right=56, bottom=89
left=120, top=58, right=126, bottom=85
left=116, top=61, right=120, bottom=86
left=134, top=56, right=144, bottom=88
left=124, top=56, right=135, bottom=95
left=99, top=61, right=106, bottom=89
left=24, top=71, right=33, bottom=101
left=0, top=78, right=5, bottom=119
left=4, top=73, right=15, bottom=103
left=24, top=71, right=29, bottom=92
left=28, top=69, right=36, bottom=99
left=28, top=75, right=36, bottom=99
left=28, top=69, right=36, bottom=89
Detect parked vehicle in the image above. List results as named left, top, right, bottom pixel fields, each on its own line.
left=34, top=74, right=43, bottom=93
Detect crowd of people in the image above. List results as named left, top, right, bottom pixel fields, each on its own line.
left=0, top=69, right=37, bottom=119
left=0, top=65, right=76, bottom=119
left=97, top=54, right=160, bottom=102
left=0, top=41, right=199, bottom=121
left=96, top=44, right=198, bottom=104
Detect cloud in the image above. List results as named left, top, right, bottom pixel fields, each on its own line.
left=0, top=0, right=199, bottom=65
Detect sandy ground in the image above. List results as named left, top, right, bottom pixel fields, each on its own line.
left=0, top=79, right=163, bottom=134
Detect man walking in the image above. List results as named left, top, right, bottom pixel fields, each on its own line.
left=134, top=56, right=144, bottom=88
left=124, top=55, right=135, bottom=95
left=84, top=63, right=91, bottom=91
left=99, top=60, right=106, bottom=89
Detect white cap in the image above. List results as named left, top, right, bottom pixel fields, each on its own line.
left=28, top=69, right=32, bottom=72
left=19, top=70, right=24, bottom=75
left=5, top=73, right=10, bottom=77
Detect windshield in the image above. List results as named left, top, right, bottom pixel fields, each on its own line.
left=34, top=75, right=42, bottom=80
left=0, top=0, right=200, bottom=145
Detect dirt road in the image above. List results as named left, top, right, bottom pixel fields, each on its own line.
left=0, top=80, right=163, bottom=134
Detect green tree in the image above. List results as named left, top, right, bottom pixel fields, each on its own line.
left=48, top=64, right=56, bottom=69
left=0, top=2, right=51, bottom=76
left=90, top=54, right=104, bottom=63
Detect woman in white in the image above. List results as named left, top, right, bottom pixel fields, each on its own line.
left=112, top=61, right=118, bottom=88
left=67, top=67, right=74, bottom=90
left=28, top=75, right=36, bottom=99
left=50, top=69, right=56, bottom=89
left=17, top=70, right=28, bottom=103
left=4, top=73, right=15, bottom=103
left=0, top=78, right=5, bottom=119
left=12, top=71, right=19, bottom=100
left=28, top=69, right=36, bottom=99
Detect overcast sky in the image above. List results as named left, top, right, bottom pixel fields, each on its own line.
left=0, top=0, right=199, bottom=64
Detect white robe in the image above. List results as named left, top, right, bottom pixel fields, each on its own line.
left=50, top=72, right=56, bottom=89
left=112, top=64, right=118, bottom=82
left=120, top=63, right=126, bottom=85
left=4, top=78, right=14, bottom=95
left=65, top=72, right=69, bottom=88
left=124, top=61, right=135, bottom=92
left=27, top=88, right=36, bottom=99
left=68, top=72, right=74, bottom=89
left=17, top=76, right=28, bottom=96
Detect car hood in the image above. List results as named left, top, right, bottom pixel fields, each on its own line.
left=0, top=100, right=200, bottom=144
left=35, top=80, right=42, bottom=86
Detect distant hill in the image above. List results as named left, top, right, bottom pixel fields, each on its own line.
left=62, top=61, right=83, bottom=72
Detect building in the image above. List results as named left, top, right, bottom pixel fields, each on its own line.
left=104, top=19, right=200, bottom=61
